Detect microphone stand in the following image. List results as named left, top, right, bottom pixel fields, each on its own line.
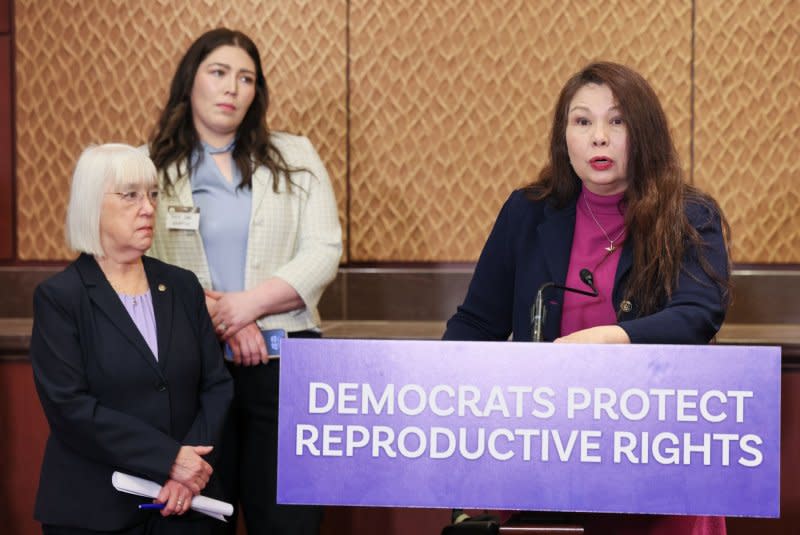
left=530, top=269, right=599, bottom=342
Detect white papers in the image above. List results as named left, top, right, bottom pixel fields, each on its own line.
left=112, top=471, right=233, bottom=522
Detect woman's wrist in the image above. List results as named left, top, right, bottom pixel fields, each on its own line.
left=250, top=278, right=304, bottom=318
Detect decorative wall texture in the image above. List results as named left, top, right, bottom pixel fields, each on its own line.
left=14, top=0, right=347, bottom=260
left=12, top=0, right=800, bottom=262
left=349, top=0, right=691, bottom=260
left=695, top=1, right=800, bottom=262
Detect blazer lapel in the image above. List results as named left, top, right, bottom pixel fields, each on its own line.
left=613, top=236, right=635, bottom=315
left=250, top=164, right=270, bottom=216
left=143, top=257, right=174, bottom=371
left=157, top=162, right=214, bottom=289
left=163, top=161, right=194, bottom=207
left=616, top=239, right=634, bottom=284
left=75, top=254, right=163, bottom=375
left=537, top=199, right=578, bottom=285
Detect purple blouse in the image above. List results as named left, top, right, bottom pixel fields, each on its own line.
left=118, top=290, right=159, bottom=360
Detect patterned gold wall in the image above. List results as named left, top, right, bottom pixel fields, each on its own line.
left=14, top=0, right=346, bottom=260
left=349, top=0, right=692, bottom=261
left=14, top=0, right=800, bottom=263
left=695, top=1, right=800, bottom=263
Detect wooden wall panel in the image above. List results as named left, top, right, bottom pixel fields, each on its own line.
left=695, top=1, right=800, bottom=263
left=0, top=0, right=8, bottom=33
left=348, top=0, right=692, bottom=261
left=14, top=0, right=347, bottom=260
left=0, top=361, right=49, bottom=534
left=0, top=35, right=12, bottom=260
left=728, top=371, right=800, bottom=534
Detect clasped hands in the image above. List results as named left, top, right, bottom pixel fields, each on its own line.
left=153, top=445, right=213, bottom=517
left=205, top=290, right=269, bottom=366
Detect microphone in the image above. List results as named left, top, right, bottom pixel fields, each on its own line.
left=580, top=268, right=598, bottom=295
left=530, top=268, right=599, bottom=342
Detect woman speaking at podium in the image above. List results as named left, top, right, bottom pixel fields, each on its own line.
left=444, top=62, right=731, bottom=534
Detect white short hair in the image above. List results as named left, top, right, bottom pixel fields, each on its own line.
left=65, top=144, right=157, bottom=256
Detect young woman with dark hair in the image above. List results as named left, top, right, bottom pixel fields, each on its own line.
left=148, top=27, right=342, bottom=535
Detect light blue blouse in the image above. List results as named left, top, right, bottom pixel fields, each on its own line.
left=190, top=141, right=252, bottom=292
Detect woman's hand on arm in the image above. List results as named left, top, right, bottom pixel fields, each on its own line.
left=226, top=322, right=268, bottom=366
left=169, top=445, right=214, bottom=495
left=554, top=325, right=631, bottom=344
left=156, top=479, right=194, bottom=516
left=206, top=278, right=304, bottom=337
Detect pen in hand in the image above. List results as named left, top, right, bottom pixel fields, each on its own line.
left=139, top=503, right=166, bottom=510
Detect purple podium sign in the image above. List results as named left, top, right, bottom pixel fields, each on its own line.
left=277, top=339, right=780, bottom=517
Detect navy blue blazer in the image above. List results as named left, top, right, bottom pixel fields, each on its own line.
left=444, top=189, right=728, bottom=344
left=31, top=253, right=233, bottom=531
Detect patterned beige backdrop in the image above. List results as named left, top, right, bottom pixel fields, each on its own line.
left=14, top=0, right=800, bottom=262
left=695, top=0, right=800, bottom=263
left=349, top=0, right=692, bottom=260
left=14, top=0, right=347, bottom=260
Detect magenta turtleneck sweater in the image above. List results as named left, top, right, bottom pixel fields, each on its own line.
left=560, top=186, right=627, bottom=337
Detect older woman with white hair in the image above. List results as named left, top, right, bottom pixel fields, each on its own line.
left=30, top=143, right=233, bottom=535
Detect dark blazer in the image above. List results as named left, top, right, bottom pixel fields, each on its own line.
left=31, top=253, right=233, bottom=531
left=444, top=189, right=729, bottom=344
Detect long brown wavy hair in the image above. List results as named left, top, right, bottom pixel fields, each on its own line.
left=149, top=28, right=299, bottom=193
left=526, top=61, right=731, bottom=316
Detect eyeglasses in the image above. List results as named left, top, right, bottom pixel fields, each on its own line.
left=107, top=189, right=159, bottom=205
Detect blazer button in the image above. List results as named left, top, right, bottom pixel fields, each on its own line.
left=156, top=381, right=168, bottom=392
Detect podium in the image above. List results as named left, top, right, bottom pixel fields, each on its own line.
left=277, top=339, right=781, bottom=519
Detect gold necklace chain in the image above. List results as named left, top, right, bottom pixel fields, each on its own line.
left=583, top=194, right=626, bottom=253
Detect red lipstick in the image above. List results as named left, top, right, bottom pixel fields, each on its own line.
left=589, top=156, right=614, bottom=171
